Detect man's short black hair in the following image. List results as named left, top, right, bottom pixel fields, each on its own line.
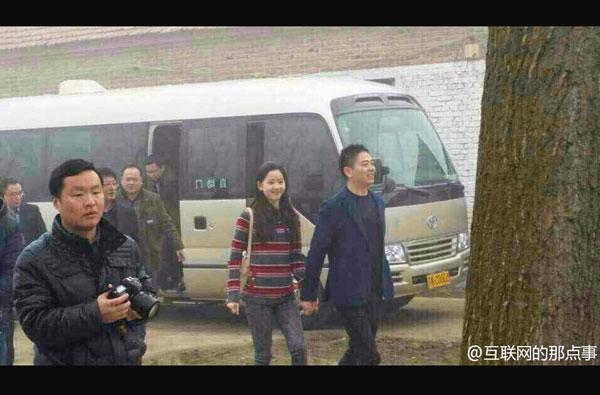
left=96, top=168, right=117, bottom=182
left=0, top=196, right=7, bottom=218
left=49, top=159, right=103, bottom=198
left=339, top=144, right=370, bottom=179
left=145, top=155, right=162, bottom=167
left=122, top=164, right=142, bottom=177
left=0, top=177, right=20, bottom=196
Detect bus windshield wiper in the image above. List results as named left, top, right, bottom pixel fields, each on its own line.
left=393, top=184, right=431, bottom=196
left=420, top=179, right=461, bottom=186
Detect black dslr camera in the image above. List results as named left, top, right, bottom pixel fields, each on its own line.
left=109, top=277, right=160, bottom=320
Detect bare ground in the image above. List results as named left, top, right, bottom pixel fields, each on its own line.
left=13, top=290, right=466, bottom=366
left=143, top=332, right=461, bottom=366
left=143, top=290, right=465, bottom=366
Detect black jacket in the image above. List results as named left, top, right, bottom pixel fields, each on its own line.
left=12, top=215, right=155, bottom=365
left=103, top=201, right=142, bottom=251
left=16, top=202, right=47, bottom=246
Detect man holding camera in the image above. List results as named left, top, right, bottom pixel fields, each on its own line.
left=12, top=159, right=156, bottom=365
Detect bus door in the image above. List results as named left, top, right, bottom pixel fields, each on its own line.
left=148, top=122, right=183, bottom=228
left=177, top=118, right=249, bottom=300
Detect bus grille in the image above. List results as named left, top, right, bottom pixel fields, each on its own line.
left=405, top=235, right=457, bottom=265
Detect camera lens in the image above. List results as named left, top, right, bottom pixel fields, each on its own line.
left=130, top=292, right=160, bottom=320
left=147, top=302, right=160, bottom=320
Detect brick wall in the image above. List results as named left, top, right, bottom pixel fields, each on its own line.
left=311, top=60, right=486, bottom=227
left=0, top=26, right=487, bottom=98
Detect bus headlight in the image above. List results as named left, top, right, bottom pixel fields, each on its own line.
left=385, top=244, right=407, bottom=264
left=458, top=231, right=470, bottom=252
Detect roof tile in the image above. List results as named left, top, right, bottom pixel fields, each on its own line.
left=0, top=26, right=218, bottom=50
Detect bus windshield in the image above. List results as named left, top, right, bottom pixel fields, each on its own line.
left=335, top=108, right=459, bottom=187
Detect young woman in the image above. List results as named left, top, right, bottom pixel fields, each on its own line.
left=226, top=162, right=307, bottom=365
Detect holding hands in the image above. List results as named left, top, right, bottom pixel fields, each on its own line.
left=226, top=302, right=240, bottom=316
left=300, top=300, right=319, bottom=315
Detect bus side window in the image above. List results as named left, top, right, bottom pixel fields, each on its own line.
left=183, top=119, right=245, bottom=200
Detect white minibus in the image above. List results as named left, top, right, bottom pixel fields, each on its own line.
left=0, top=77, right=470, bottom=328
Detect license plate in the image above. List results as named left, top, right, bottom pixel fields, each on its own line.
left=427, top=271, right=450, bottom=289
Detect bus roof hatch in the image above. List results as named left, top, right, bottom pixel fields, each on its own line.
left=58, top=80, right=107, bottom=95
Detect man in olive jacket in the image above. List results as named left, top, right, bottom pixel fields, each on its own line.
left=12, top=159, right=155, bottom=365
left=117, top=165, right=185, bottom=288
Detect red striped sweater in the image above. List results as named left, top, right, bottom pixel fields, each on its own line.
left=226, top=209, right=304, bottom=303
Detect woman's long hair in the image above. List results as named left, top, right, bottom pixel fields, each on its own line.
left=250, top=162, right=299, bottom=243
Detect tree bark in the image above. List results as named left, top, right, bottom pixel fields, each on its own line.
left=461, top=27, right=600, bottom=365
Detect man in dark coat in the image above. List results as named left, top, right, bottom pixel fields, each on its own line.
left=97, top=168, right=142, bottom=249
left=0, top=196, right=24, bottom=365
left=144, top=155, right=184, bottom=291
left=301, top=144, right=394, bottom=365
left=12, top=159, right=155, bottom=365
left=1, top=178, right=47, bottom=246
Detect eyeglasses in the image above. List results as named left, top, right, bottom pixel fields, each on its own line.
left=7, top=191, right=24, bottom=198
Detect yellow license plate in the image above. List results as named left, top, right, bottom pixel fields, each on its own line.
left=427, top=271, right=450, bottom=289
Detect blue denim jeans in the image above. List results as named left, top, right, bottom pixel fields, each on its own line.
left=245, top=296, right=307, bottom=365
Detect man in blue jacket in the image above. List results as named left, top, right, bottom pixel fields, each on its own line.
left=301, top=144, right=393, bottom=365
left=0, top=196, right=24, bottom=365
left=1, top=178, right=46, bottom=247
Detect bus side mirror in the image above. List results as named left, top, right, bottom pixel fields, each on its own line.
left=374, top=158, right=389, bottom=185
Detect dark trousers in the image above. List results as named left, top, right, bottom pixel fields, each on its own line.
left=6, top=313, right=14, bottom=365
left=245, top=297, right=307, bottom=366
left=159, top=234, right=183, bottom=289
left=335, top=296, right=382, bottom=365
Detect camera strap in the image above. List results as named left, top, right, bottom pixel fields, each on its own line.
left=118, top=321, right=128, bottom=336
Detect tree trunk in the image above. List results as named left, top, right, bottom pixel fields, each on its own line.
left=461, top=27, right=600, bottom=365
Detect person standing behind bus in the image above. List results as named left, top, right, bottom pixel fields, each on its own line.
left=1, top=178, right=46, bottom=247
left=300, top=144, right=394, bottom=365
left=118, top=165, right=185, bottom=292
left=144, top=155, right=184, bottom=292
left=226, top=162, right=307, bottom=365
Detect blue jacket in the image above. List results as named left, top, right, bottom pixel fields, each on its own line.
left=0, top=198, right=24, bottom=313
left=301, top=186, right=393, bottom=307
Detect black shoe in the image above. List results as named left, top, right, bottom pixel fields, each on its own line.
left=164, top=282, right=186, bottom=293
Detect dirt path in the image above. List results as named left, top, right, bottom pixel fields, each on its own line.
left=142, top=296, right=465, bottom=365
left=12, top=295, right=465, bottom=365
